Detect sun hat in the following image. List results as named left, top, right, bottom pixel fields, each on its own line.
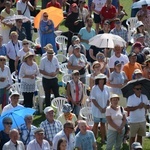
left=95, top=73, right=106, bottom=80
left=10, top=91, right=20, bottom=98
left=114, top=60, right=122, bottom=66
left=44, top=106, right=54, bottom=115
left=110, top=94, right=120, bottom=100
left=34, top=128, right=44, bottom=134
left=23, top=52, right=34, bottom=61
left=136, top=21, right=144, bottom=28
left=132, top=42, right=144, bottom=49
left=47, top=48, right=55, bottom=55
left=134, top=69, right=142, bottom=74
left=92, top=61, right=101, bottom=69
left=43, top=43, right=53, bottom=50
left=22, top=39, right=29, bottom=44
left=72, top=70, right=80, bottom=75
left=62, top=103, right=72, bottom=113
left=144, top=57, right=150, bottom=64
left=131, top=142, right=142, bottom=149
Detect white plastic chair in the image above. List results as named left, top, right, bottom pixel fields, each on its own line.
left=55, top=35, right=68, bottom=55
left=126, top=17, right=138, bottom=43
left=11, top=71, right=19, bottom=83
left=51, top=97, right=68, bottom=117
left=55, top=54, right=68, bottom=65
left=62, top=74, right=72, bottom=86
left=10, top=83, right=24, bottom=104
left=35, top=37, right=41, bottom=46
left=36, top=80, right=45, bottom=113
left=54, top=30, right=63, bottom=36
left=59, top=63, right=68, bottom=74
left=80, top=107, right=94, bottom=128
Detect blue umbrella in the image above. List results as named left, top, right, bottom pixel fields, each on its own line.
left=132, top=0, right=150, bottom=9
left=0, top=107, right=36, bottom=130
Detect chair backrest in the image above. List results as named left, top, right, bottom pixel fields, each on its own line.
left=80, top=107, right=93, bottom=127
left=55, top=35, right=68, bottom=51
left=60, top=63, right=69, bottom=74
left=126, top=17, right=138, bottom=43
left=36, top=80, right=45, bottom=97
left=10, top=83, right=24, bottom=104
left=55, top=54, right=68, bottom=65
left=11, top=71, right=19, bottom=83
left=51, top=97, right=68, bottom=117
left=62, top=74, right=72, bottom=86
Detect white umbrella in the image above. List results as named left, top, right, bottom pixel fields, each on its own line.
left=132, top=0, right=150, bottom=9
left=2, top=15, right=31, bottom=25
left=89, top=33, right=126, bottom=48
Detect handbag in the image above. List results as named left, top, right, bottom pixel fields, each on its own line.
left=79, top=67, right=86, bottom=75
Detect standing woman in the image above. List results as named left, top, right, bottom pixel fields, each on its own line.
left=39, top=12, right=57, bottom=54
left=107, top=60, right=128, bottom=107
left=0, top=1, right=14, bottom=44
left=0, top=55, right=12, bottom=109
left=90, top=73, right=110, bottom=143
left=106, top=94, right=126, bottom=150
left=19, top=52, right=39, bottom=108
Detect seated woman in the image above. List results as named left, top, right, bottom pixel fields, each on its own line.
left=0, top=117, right=12, bottom=150
left=57, top=103, right=77, bottom=126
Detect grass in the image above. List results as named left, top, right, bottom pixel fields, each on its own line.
left=34, top=1, right=150, bottom=149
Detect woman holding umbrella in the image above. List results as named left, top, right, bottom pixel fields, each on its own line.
left=0, top=117, right=12, bottom=150
left=0, top=55, right=12, bottom=110
left=39, top=12, right=57, bottom=54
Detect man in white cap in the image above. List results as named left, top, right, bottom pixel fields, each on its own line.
left=40, top=107, right=62, bottom=147
left=27, top=128, right=50, bottom=150
left=2, top=91, right=24, bottom=114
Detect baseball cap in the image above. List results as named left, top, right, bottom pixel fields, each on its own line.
left=132, top=42, right=144, bottom=49
left=72, top=36, right=80, bottom=43
left=44, top=106, right=54, bottom=115
left=136, top=21, right=144, bottom=28
left=134, top=69, right=142, bottom=74
left=128, top=52, right=137, bottom=58
left=114, top=60, right=122, bottom=66
left=73, top=44, right=81, bottom=49
left=34, top=128, right=44, bottom=134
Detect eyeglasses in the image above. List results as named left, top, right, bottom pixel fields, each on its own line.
left=23, top=43, right=29, bottom=45
left=0, top=59, right=6, bottom=61
left=44, top=15, right=48, bottom=18
left=134, top=88, right=142, bottom=91
left=67, top=127, right=74, bottom=130
left=4, top=122, right=12, bottom=125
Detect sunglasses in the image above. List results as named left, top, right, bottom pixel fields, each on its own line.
left=4, top=122, right=12, bottom=125
left=0, top=59, right=6, bottom=61
left=98, top=56, right=105, bottom=59
left=74, top=73, right=79, bottom=76
left=44, top=15, right=48, bottom=17
left=134, top=88, right=142, bottom=91
left=23, top=43, right=29, bottom=45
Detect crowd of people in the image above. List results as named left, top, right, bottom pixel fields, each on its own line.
left=0, top=0, right=150, bottom=149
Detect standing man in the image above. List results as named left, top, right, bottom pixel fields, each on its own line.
left=75, top=120, right=97, bottom=150
left=40, top=107, right=63, bottom=147
left=6, top=31, right=22, bottom=73
left=2, top=129, right=25, bottom=150
left=53, top=121, right=75, bottom=150
left=39, top=48, right=60, bottom=106
left=27, top=128, right=51, bottom=150
left=16, top=0, right=34, bottom=41
left=78, top=17, right=95, bottom=62
left=126, top=83, right=149, bottom=149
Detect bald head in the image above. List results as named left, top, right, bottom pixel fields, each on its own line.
left=9, top=129, right=19, bottom=143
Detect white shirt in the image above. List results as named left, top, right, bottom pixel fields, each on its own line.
left=127, top=94, right=149, bottom=123
left=2, top=140, right=25, bottom=150
left=6, top=40, right=22, bottom=60
left=92, top=0, right=106, bottom=12
left=0, top=65, right=12, bottom=89
left=17, top=48, right=35, bottom=62
left=27, top=139, right=51, bottom=150
left=2, top=103, right=24, bottom=114
left=16, top=0, right=31, bottom=18
left=19, top=62, right=39, bottom=83
left=52, top=130, right=75, bottom=150
left=108, top=54, right=129, bottom=70
left=90, top=85, right=110, bottom=118
left=39, top=56, right=59, bottom=79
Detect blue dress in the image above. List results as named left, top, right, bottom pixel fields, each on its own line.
left=39, top=20, right=57, bottom=54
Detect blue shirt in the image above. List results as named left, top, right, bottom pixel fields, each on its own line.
left=75, top=130, right=96, bottom=150
left=0, top=45, right=7, bottom=56
left=78, top=27, right=95, bottom=50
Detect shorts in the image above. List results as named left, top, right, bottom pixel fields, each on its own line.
left=93, top=116, right=106, bottom=123
left=93, top=13, right=101, bottom=23
left=129, top=121, right=146, bottom=137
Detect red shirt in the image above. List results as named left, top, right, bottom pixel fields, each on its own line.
left=100, top=5, right=117, bottom=29
left=46, top=2, right=61, bottom=8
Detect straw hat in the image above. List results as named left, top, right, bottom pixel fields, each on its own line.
left=110, top=94, right=120, bottom=100
left=95, top=73, right=106, bottom=80
left=23, top=52, right=34, bottom=61
left=47, top=48, right=55, bottom=55
left=92, top=61, right=101, bottom=69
